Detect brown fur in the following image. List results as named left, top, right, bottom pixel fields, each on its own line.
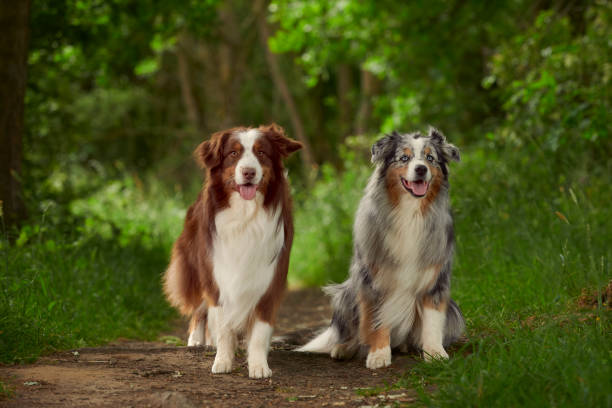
left=420, top=164, right=443, bottom=215
left=163, top=124, right=302, bottom=330
left=359, top=295, right=391, bottom=351
left=385, top=166, right=407, bottom=207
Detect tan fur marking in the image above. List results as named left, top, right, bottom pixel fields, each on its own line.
left=188, top=306, right=208, bottom=334
left=424, top=147, right=432, bottom=155
left=385, top=166, right=406, bottom=207
left=404, top=147, right=413, bottom=157
left=359, top=296, right=390, bottom=351
left=420, top=165, right=442, bottom=214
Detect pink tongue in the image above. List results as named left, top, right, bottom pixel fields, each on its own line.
left=410, top=181, right=428, bottom=196
left=238, top=185, right=257, bottom=200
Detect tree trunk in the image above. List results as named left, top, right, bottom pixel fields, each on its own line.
left=176, top=35, right=202, bottom=132
left=354, top=69, right=379, bottom=136
left=253, top=0, right=316, bottom=181
left=337, top=63, right=353, bottom=139
left=0, top=0, right=30, bottom=230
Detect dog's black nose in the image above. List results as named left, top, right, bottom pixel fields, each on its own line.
left=415, top=165, right=428, bottom=177
left=242, top=167, right=256, bottom=181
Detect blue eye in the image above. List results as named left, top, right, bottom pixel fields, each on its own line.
left=426, top=154, right=435, bottom=163
left=400, top=155, right=410, bottom=162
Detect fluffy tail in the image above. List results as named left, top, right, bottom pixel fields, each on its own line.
left=296, top=326, right=339, bottom=353
left=443, top=299, right=465, bottom=346
left=163, top=253, right=203, bottom=316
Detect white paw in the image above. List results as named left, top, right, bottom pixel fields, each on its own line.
left=188, top=327, right=205, bottom=347
left=366, top=346, right=392, bottom=369
left=422, top=345, right=449, bottom=362
left=248, top=361, right=272, bottom=379
left=211, top=356, right=233, bottom=374
left=187, top=335, right=203, bottom=347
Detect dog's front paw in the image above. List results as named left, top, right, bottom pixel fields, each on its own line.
left=366, top=346, right=391, bottom=369
left=248, top=361, right=272, bottom=379
left=211, top=356, right=233, bottom=374
left=422, top=345, right=449, bottom=362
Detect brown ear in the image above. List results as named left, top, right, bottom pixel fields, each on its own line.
left=260, top=123, right=303, bottom=157
left=194, top=130, right=231, bottom=168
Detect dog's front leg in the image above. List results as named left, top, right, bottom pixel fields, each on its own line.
left=247, top=319, right=273, bottom=378
left=420, top=298, right=449, bottom=361
left=208, top=306, right=236, bottom=373
left=359, top=296, right=392, bottom=369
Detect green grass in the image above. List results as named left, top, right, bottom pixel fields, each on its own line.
left=292, top=143, right=611, bottom=406
left=1, top=141, right=610, bottom=406
left=0, top=175, right=183, bottom=364
left=391, top=145, right=612, bottom=407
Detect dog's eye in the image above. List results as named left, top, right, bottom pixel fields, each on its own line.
left=426, top=154, right=435, bottom=163
left=400, top=155, right=410, bottom=162
left=229, top=151, right=238, bottom=157
left=257, top=150, right=265, bottom=157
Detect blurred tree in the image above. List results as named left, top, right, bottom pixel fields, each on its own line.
left=0, top=0, right=31, bottom=229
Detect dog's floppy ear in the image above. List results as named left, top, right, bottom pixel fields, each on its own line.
left=194, top=130, right=231, bottom=168
left=429, top=127, right=460, bottom=162
left=261, top=123, right=303, bottom=157
left=371, top=132, right=399, bottom=164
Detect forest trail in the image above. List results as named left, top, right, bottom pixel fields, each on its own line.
left=1, top=289, right=419, bottom=407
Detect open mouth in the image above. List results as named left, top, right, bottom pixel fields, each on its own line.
left=400, top=177, right=428, bottom=198
left=237, top=183, right=258, bottom=200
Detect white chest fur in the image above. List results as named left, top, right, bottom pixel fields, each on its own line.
left=212, top=192, right=284, bottom=330
left=378, top=197, right=438, bottom=346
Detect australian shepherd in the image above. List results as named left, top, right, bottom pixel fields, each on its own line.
left=298, top=127, right=464, bottom=368
left=163, top=124, right=302, bottom=378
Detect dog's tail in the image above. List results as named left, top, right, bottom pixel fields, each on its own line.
left=297, top=282, right=352, bottom=353
left=443, top=299, right=465, bottom=346
left=163, top=250, right=203, bottom=316
left=296, top=326, right=339, bottom=353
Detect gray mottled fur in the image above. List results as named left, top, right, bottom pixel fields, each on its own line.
left=302, top=127, right=464, bottom=359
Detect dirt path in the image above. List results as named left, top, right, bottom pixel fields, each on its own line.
left=1, top=289, right=419, bottom=407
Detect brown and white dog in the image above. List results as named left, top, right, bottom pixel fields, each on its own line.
left=163, top=124, right=302, bottom=378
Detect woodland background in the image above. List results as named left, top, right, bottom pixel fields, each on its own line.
left=1, top=0, right=610, bottom=406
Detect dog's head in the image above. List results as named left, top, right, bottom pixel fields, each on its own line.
left=195, top=124, right=302, bottom=201
left=371, top=127, right=460, bottom=203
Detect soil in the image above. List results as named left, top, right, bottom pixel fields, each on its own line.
left=0, top=289, right=420, bottom=407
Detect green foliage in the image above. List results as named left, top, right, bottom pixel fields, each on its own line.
left=0, top=176, right=184, bottom=364
left=290, top=144, right=371, bottom=286
left=269, top=0, right=529, bottom=140
left=486, top=2, right=612, bottom=154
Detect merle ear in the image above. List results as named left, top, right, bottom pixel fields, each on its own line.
left=194, top=130, right=230, bottom=168
left=261, top=123, right=303, bottom=157
left=428, top=127, right=460, bottom=162
left=371, top=132, right=399, bottom=164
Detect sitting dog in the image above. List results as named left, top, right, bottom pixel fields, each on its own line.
left=298, top=127, right=464, bottom=368
left=163, top=124, right=302, bottom=378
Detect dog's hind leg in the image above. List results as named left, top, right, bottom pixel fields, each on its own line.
left=187, top=301, right=208, bottom=346
left=443, top=299, right=465, bottom=346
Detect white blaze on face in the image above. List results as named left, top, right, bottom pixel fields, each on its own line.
left=235, top=129, right=263, bottom=200
left=399, top=137, right=433, bottom=197
left=406, top=137, right=431, bottom=182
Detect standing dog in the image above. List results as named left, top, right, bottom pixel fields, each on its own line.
left=163, top=124, right=302, bottom=378
left=298, top=128, right=464, bottom=369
